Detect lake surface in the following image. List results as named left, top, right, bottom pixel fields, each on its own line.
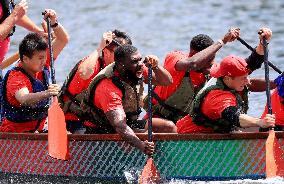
left=7, top=0, right=284, bottom=118
left=3, top=0, right=284, bottom=183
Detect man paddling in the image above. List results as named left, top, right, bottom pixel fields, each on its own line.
left=143, top=28, right=240, bottom=123
left=0, top=0, right=48, bottom=121
left=81, top=45, right=176, bottom=155
left=0, top=9, right=69, bottom=132
left=177, top=28, right=276, bottom=133
left=58, top=30, right=132, bottom=134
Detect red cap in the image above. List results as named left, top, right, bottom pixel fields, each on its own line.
left=210, top=55, right=249, bottom=78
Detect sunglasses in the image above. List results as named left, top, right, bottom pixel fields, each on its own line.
left=112, top=39, right=122, bottom=47
left=106, top=39, right=122, bottom=47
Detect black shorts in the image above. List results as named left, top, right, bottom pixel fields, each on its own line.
left=128, top=119, right=147, bottom=130
left=66, top=120, right=85, bottom=133
left=260, top=125, right=284, bottom=132
left=85, top=119, right=147, bottom=134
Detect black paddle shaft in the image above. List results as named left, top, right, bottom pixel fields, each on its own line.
left=237, top=37, right=282, bottom=75
left=147, top=64, right=153, bottom=142
left=263, top=38, right=273, bottom=115
left=43, top=12, right=56, bottom=84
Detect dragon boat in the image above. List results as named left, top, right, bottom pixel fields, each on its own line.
left=0, top=132, right=283, bottom=183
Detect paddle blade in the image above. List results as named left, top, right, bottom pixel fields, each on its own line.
left=139, top=158, right=160, bottom=184
left=48, top=96, right=70, bottom=160
left=266, top=130, right=284, bottom=178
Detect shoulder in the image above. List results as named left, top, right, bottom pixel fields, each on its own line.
left=164, top=51, right=187, bottom=76
left=5, top=69, right=32, bottom=94
left=95, top=78, right=123, bottom=97
left=206, top=89, right=236, bottom=100
left=6, top=69, right=29, bottom=83
left=201, top=89, right=238, bottom=119
left=94, top=78, right=124, bottom=113
left=164, top=51, right=187, bottom=65
left=203, top=89, right=237, bottom=107
left=164, top=51, right=187, bottom=70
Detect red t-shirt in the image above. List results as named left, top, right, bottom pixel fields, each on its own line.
left=87, top=68, right=147, bottom=126
left=261, top=89, right=284, bottom=125
left=177, top=90, right=237, bottom=134
left=64, top=57, right=105, bottom=121
left=94, top=78, right=124, bottom=113
left=153, top=51, right=207, bottom=102
left=0, top=52, right=52, bottom=133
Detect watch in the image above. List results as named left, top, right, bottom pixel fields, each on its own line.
left=51, top=21, right=58, bottom=28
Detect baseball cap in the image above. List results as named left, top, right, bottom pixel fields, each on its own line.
left=210, top=55, right=249, bottom=78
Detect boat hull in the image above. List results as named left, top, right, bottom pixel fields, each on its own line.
left=0, top=132, right=283, bottom=181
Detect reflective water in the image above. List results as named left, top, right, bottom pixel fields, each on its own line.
left=4, top=0, right=284, bottom=183
left=7, top=0, right=284, bottom=119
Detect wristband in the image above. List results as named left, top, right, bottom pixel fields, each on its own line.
left=51, top=21, right=58, bottom=28
left=217, top=39, right=224, bottom=46
left=152, top=65, right=159, bottom=70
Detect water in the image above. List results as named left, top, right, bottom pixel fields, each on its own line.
left=4, top=0, right=284, bottom=183
left=8, top=0, right=284, bottom=118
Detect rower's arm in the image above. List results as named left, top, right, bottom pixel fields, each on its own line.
left=51, top=23, right=69, bottom=59
left=255, top=27, right=272, bottom=55
left=175, top=27, right=240, bottom=72
left=15, top=84, right=59, bottom=106
left=143, top=55, right=173, bottom=86
left=78, top=31, right=112, bottom=80
left=175, top=42, right=223, bottom=72
left=0, top=0, right=27, bottom=41
left=105, top=109, right=146, bottom=153
left=16, top=15, right=43, bottom=34
left=78, top=48, right=101, bottom=80
left=43, top=9, right=69, bottom=59
left=239, top=114, right=275, bottom=128
left=245, top=28, right=272, bottom=72
left=247, top=78, right=276, bottom=92
left=221, top=106, right=274, bottom=128
left=146, top=65, right=173, bottom=86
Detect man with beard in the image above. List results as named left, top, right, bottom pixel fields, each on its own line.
left=59, top=30, right=132, bottom=134
left=81, top=45, right=176, bottom=155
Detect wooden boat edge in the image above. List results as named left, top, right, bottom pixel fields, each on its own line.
left=0, top=131, right=283, bottom=141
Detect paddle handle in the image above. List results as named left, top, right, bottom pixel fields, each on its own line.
left=0, top=52, right=19, bottom=70
left=262, top=37, right=273, bottom=133
left=262, top=38, right=272, bottom=115
left=45, top=15, right=56, bottom=84
left=237, top=37, right=282, bottom=74
left=148, top=64, right=153, bottom=142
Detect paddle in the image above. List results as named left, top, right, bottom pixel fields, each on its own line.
left=263, top=36, right=284, bottom=178
left=0, top=52, right=19, bottom=70
left=237, top=37, right=282, bottom=74
left=139, top=64, right=160, bottom=184
left=44, top=13, right=69, bottom=160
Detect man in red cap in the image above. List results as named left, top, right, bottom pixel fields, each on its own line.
left=177, top=29, right=276, bottom=133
